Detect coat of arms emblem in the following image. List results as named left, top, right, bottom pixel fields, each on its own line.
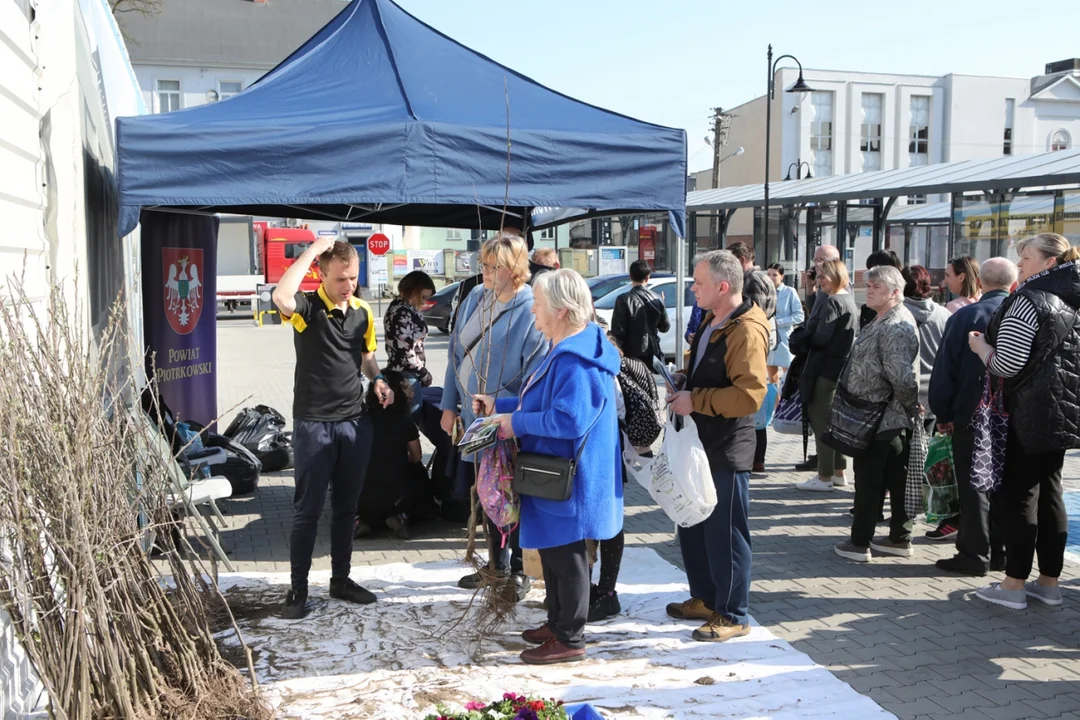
left=163, top=248, right=204, bottom=335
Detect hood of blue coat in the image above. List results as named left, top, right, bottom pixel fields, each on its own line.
left=547, top=322, right=622, bottom=376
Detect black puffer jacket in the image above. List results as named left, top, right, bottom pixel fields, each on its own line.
left=987, top=261, right=1080, bottom=454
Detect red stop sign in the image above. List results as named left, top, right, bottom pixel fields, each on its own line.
left=367, top=233, right=391, bottom=256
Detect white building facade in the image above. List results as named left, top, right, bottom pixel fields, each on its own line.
left=705, top=59, right=1080, bottom=247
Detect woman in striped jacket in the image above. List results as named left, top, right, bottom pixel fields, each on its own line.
left=968, top=233, right=1080, bottom=611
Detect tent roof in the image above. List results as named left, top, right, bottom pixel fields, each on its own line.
left=686, top=148, right=1080, bottom=212
left=116, top=0, right=686, bottom=237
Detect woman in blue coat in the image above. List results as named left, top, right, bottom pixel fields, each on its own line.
left=441, top=233, right=548, bottom=595
left=474, top=269, right=622, bottom=665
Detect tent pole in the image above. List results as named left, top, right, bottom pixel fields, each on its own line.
left=675, top=221, right=685, bottom=368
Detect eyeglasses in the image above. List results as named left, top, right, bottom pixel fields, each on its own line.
left=481, top=262, right=500, bottom=273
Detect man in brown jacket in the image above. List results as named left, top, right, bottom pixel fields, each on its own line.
left=665, top=249, right=770, bottom=642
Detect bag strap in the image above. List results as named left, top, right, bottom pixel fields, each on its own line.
left=462, top=302, right=516, bottom=357
left=572, top=399, right=606, bottom=465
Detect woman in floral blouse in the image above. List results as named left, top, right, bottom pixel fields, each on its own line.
left=385, top=270, right=437, bottom=415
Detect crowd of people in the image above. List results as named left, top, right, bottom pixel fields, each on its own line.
left=269, top=226, right=1079, bottom=663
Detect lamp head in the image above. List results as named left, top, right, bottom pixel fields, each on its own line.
left=787, top=72, right=814, bottom=94
left=734, top=146, right=745, bottom=156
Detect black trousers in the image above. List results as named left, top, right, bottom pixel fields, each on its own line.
left=851, top=429, right=912, bottom=547
left=290, top=417, right=373, bottom=591
left=753, top=428, right=767, bottom=466
left=952, top=424, right=1005, bottom=565
left=539, top=540, right=589, bottom=649
left=997, top=428, right=1067, bottom=580
left=486, top=516, right=523, bottom=575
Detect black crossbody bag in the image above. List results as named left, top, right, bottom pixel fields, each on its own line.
left=512, top=402, right=604, bottom=502
left=512, top=430, right=591, bottom=502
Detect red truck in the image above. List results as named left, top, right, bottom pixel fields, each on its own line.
left=253, top=222, right=323, bottom=291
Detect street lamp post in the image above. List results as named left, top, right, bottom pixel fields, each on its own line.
left=785, top=160, right=812, bottom=181
left=764, top=45, right=813, bottom=266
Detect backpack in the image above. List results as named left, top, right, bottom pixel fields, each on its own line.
left=621, top=372, right=662, bottom=448
left=476, top=440, right=519, bottom=544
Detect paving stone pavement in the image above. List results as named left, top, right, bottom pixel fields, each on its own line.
left=210, top=313, right=1080, bottom=720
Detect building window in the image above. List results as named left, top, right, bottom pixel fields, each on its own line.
left=909, top=194, right=927, bottom=205
left=540, top=228, right=556, bottom=240
left=1003, top=99, right=1014, bottom=156
left=810, top=91, right=833, bottom=178
left=155, top=79, right=181, bottom=113
left=446, top=229, right=463, bottom=241
left=1051, top=129, right=1071, bottom=151
left=909, top=96, right=930, bottom=168
left=860, top=93, right=883, bottom=172
left=219, top=81, right=243, bottom=99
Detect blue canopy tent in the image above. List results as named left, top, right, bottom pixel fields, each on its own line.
left=116, top=0, right=686, bottom=238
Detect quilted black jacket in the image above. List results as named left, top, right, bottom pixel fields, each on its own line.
left=987, top=262, right=1080, bottom=454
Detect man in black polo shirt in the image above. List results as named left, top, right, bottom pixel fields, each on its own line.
left=272, top=237, right=394, bottom=619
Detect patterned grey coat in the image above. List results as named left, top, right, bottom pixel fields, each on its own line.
left=840, top=303, right=921, bottom=433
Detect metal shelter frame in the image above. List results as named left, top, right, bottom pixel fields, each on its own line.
left=688, top=148, right=1080, bottom=261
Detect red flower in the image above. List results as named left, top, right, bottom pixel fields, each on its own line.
left=528, top=700, right=545, bottom=712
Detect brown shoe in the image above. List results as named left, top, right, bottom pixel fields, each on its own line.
left=692, top=613, right=751, bottom=642
left=665, top=597, right=713, bottom=621
left=521, top=624, right=555, bottom=645
left=519, top=638, right=586, bottom=665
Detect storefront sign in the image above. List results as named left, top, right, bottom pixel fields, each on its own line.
left=408, top=249, right=444, bottom=275
left=599, top=246, right=628, bottom=276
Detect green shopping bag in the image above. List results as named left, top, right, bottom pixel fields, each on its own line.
left=924, top=433, right=960, bottom=523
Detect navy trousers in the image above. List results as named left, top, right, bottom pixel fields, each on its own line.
left=677, top=468, right=752, bottom=625
left=289, top=417, right=373, bottom=591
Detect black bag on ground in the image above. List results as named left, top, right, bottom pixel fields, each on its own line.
left=202, top=433, right=262, bottom=495
left=223, top=405, right=294, bottom=472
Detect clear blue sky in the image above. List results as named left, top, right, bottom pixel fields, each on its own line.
left=393, top=0, right=1080, bottom=172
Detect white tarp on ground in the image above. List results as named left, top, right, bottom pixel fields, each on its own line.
left=216, top=548, right=895, bottom=719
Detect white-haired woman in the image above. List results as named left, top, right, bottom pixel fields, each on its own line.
left=473, top=269, right=622, bottom=665
left=968, top=233, right=1080, bottom=610
left=833, top=265, right=921, bottom=564
left=441, top=232, right=547, bottom=596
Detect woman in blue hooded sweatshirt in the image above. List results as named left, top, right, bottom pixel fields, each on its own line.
left=441, top=232, right=548, bottom=595
left=474, top=268, right=623, bottom=665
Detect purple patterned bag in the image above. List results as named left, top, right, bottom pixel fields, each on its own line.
left=970, top=374, right=1008, bottom=493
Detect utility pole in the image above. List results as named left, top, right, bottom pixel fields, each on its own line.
left=708, top=107, right=732, bottom=244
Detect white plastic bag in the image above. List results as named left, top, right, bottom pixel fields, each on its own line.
left=627, top=417, right=717, bottom=527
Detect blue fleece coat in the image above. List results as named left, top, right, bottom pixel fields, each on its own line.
left=441, top=284, right=548, bottom=435
left=495, top=323, right=624, bottom=550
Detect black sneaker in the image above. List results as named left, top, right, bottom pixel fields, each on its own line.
left=794, top=455, right=818, bottom=471
left=587, top=590, right=621, bottom=622
left=924, top=521, right=959, bottom=541
left=501, top=573, right=531, bottom=603
left=386, top=513, right=410, bottom=540
left=936, top=555, right=988, bottom=577
left=329, top=577, right=377, bottom=605
left=280, top=587, right=309, bottom=619
left=458, top=568, right=507, bottom=589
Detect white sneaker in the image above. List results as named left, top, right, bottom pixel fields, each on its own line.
left=832, top=476, right=849, bottom=488
left=797, top=477, right=835, bottom=492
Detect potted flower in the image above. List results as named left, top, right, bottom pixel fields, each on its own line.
left=424, top=693, right=604, bottom=720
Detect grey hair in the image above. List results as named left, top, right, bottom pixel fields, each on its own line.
left=692, top=249, right=743, bottom=295
left=865, top=265, right=905, bottom=295
left=979, top=257, right=1018, bottom=290
left=532, top=269, right=594, bottom=328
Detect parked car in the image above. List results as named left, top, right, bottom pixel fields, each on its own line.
left=420, top=281, right=459, bottom=333
left=593, top=277, right=694, bottom=360
left=586, top=272, right=672, bottom=302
